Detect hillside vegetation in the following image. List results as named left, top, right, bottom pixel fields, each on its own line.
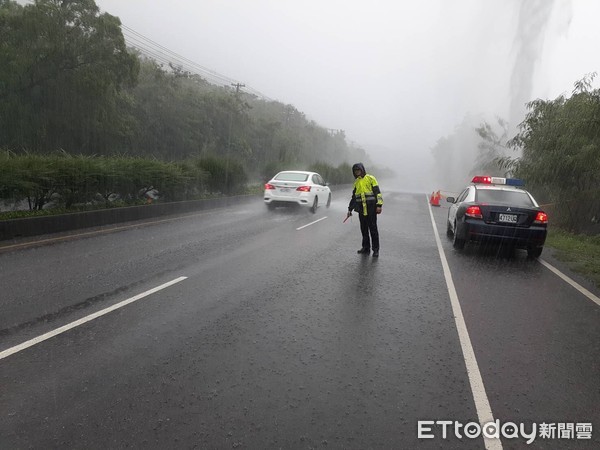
left=0, top=0, right=364, bottom=212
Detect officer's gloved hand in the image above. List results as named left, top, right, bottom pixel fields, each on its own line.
left=376, top=206, right=382, bottom=214
left=346, top=211, right=352, bottom=218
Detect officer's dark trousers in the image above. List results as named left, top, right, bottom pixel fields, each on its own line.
left=359, top=212, right=379, bottom=251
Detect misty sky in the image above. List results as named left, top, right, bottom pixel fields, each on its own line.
left=93, top=0, right=599, bottom=186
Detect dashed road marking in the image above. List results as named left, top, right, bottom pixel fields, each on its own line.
left=296, top=216, right=328, bottom=230
left=0, top=276, right=187, bottom=361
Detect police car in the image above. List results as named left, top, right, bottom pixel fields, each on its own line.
left=446, top=176, right=548, bottom=257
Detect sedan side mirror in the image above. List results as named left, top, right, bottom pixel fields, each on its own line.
left=446, top=197, right=455, bottom=203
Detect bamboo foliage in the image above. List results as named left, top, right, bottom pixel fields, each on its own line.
left=506, top=73, right=600, bottom=232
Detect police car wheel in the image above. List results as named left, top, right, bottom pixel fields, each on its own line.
left=446, top=220, right=453, bottom=238
left=310, top=197, right=318, bottom=213
left=452, top=221, right=465, bottom=249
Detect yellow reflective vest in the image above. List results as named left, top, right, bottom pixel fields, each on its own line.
left=349, top=174, right=383, bottom=216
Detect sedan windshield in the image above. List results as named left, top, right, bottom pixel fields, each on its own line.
left=475, top=189, right=534, bottom=207
left=274, top=172, right=309, bottom=182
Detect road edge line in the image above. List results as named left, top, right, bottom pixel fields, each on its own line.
left=539, top=259, right=600, bottom=307
left=0, top=276, right=187, bottom=361
left=427, top=196, right=502, bottom=450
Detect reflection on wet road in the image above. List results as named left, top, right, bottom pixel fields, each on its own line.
left=0, top=193, right=598, bottom=449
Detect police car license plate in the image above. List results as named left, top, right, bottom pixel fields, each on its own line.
left=499, top=213, right=517, bottom=223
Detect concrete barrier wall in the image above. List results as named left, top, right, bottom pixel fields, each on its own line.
left=0, top=194, right=257, bottom=241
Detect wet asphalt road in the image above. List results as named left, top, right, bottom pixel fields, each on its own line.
left=0, top=191, right=598, bottom=449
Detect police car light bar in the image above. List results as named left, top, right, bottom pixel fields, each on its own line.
left=471, top=176, right=525, bottom=186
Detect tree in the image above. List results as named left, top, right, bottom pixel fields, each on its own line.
left=474, top=117, right=510, bottom=175
left=0, top=0, right=139, bottom=153
left=1, top=0, right=370, bottom=181
left=506, top=73, right=600, bottom=232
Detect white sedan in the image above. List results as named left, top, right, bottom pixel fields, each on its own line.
left=264, top=170, right=332, bottom=213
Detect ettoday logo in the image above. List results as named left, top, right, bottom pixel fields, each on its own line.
left=418, top=420, right=593, bottom=444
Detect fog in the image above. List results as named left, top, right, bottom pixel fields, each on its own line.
left=94, top=0, right=599, bottom=192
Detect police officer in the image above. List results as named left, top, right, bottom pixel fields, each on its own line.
left=346, top=163, right=383, bottom=257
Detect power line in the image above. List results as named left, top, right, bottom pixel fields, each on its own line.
left=120, top=25, right=272, bottom=101
left=121, top=26, right=235, bottom=85
left=16, top=2, right=274, bottom=101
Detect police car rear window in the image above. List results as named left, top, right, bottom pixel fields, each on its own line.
left=275, top=173, right=309, bottom=182
left=475, top=189, right=533, bottom=207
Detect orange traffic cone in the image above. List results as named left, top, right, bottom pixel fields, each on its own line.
left=430, top=192, right=440, bottom=206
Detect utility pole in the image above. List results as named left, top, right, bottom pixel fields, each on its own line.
left=285, top=105, right=293, bottom=127
left=226, top=84, right=244, bottom=193
left=231, top=83, right=245, bottom=95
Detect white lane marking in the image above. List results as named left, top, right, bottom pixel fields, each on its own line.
left=296, top=216, right=328, bottom=230
left=0, top=276, right=187, bottom=361
left=539, top=259, right=600, bottom=307
left=427, top=198, right=502, bottom=450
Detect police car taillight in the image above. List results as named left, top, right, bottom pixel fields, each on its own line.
left=296, top=185, right=311, bottom=192
left=465, top=205, right=483, bottom=219
left=265, top=183, right=276, bottom=190
left=471, top=176, right=525, bottom=186
left=534, top=212, right=548, bottom=224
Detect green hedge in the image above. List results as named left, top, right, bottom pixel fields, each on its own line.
left=0, top=152, right=250, bottom=211
left=0, top=152, right=354, bottom=216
